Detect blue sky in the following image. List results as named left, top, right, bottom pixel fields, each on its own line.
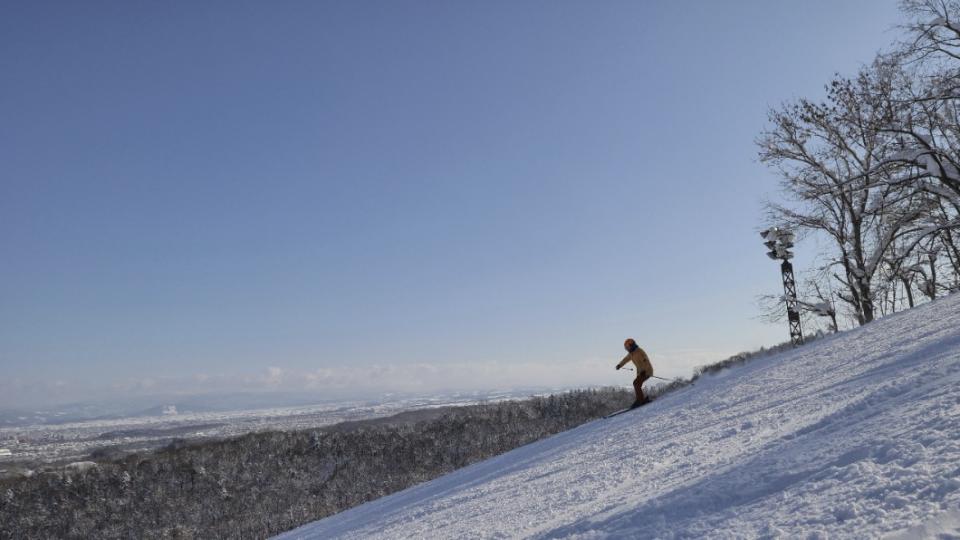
left=1, top=1, right=903, bottom=407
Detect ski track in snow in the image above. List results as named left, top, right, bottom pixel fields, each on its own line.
left=275, top=295, right=960, bottom=539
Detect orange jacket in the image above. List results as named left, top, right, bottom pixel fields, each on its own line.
left=617, top=347, right=653, bottom=378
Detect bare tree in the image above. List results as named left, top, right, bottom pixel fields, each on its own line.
left=759, top=66, right=927, bottom=325
left=756, top=254, right=841, bottom=333
left=875, top=1, right=960, bottom=225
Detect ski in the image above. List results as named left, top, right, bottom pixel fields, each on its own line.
left=603, top=400, right=652, bottom=418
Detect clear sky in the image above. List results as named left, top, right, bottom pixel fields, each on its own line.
left=1, top=0, right=903, bottom=408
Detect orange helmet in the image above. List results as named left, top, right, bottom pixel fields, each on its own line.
left=624, top=338, right=637, bottom=351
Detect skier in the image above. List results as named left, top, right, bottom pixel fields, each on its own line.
left=616, top=338, right=653, bottom=408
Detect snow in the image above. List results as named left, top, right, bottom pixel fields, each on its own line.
left=64, top=461, right=98, bottom=474
left=930, top=17, right=960, bottom=36
left=924, top=182, right=960, bottom=207
left=884, top=148, right=960, bottom=190
left=887, top=509, right=960, bottom=539
left=921, top=153, right=958, bottom=184
left=276, top=293, right=960, bottom=539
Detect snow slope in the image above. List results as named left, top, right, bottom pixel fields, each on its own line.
left=276, top=294, right=960, bottom=539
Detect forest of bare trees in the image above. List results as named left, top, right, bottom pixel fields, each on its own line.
left=759, top=0, right=960, bottom=330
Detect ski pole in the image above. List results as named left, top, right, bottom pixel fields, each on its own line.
left=619, top=367, right=679, bottom=382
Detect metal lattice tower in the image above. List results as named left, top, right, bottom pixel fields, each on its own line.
left=780, top=260, right=803, bottom=346
left=761, top=227, right=804, bottom=347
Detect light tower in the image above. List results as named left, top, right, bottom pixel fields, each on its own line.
left=761, top=227, right=803, bottom=346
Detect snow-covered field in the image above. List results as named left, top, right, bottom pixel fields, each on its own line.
left=277, top=293, right=960, bottom=539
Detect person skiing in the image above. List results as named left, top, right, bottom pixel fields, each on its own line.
left=616, top=338, right=653, bottom=408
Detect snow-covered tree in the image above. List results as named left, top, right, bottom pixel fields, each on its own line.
left=759, top=66, right=928, bottom=325
left=873, top=1, right=960, bottom=234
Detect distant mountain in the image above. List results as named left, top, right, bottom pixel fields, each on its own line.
left=0, top=387, right=567, bottom=428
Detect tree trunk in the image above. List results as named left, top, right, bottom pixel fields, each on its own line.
left=860, top=282, right=875, bottom=324
left=900, top=277, right=915, bottom=308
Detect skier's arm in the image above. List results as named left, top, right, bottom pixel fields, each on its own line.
left=616, top=353, right=631, bottom=370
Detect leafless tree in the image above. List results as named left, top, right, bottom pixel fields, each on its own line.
left=873, top=1, right=960, bottom=228
left=756, top=255, right=841, bottom=333
left=759, top=66, right=928, bottom=325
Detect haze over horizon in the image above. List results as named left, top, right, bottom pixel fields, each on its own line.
left=1, top=1, right=902, bottom=408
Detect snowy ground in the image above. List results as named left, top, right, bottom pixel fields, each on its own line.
left=276, top=294, right=960, bottom=539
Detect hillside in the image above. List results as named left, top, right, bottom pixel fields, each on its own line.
left=277, top=293, right=960, bottom=539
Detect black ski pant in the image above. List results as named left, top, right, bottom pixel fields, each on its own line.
left=633, top=371, right=650, bottom=403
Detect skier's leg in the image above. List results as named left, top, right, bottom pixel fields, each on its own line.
left=633, top=372, right=650, bottom=406
left=632, top=376, right=645, bottom=406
